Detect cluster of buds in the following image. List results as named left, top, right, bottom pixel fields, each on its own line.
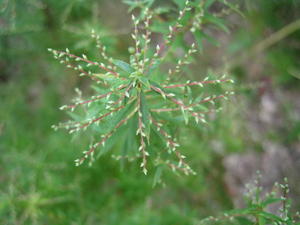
left=166, top=0, right=192, bottom=43
left=50, top=2, right=234, bottom=176
left=191, top=1, right=205, bottom=33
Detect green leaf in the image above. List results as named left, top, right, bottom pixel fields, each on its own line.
left=218, top=0, right=244, bottom=18
left=258, top=211, right=284, bottom=222
left=172, top=0, right=185, bottom=9
left=138, top=77, right=150, bottom=89
left=97, top=125, right=125, bottom=157
left=123, top=0, right=154, bottom=12
left=194, top=30, right=204, bottom=52
left=140, top=92, right=151, bottom=141
left=205, top=14, right=230, bottom=33
left=150, top=21, right=170, bottom=34
left=66, top=111, right=82, bottom=122
left=95, top=101, right=136, bottom=158
left=153, top=7, right=171, bottom=14
left=93, top=73, right=118, bottom=80
left=181, top=107, right=189, bottom=124
left=234, top=217, right=253, bottom=225
left=152, top=166, right=163, bottom=187
left=204, top=0, right=216, bottom=9
left=112, top=59, right=135, bottom=74
left=147, top=59, right=161, bottom=76
left=195, top=30, right=220, bottom=47
left=121, top=117, right=137, bottom=169
left=261, top=198, right=283, bottom=207
left=259, top=216, right=266, bottom=225
left=228, top=208, right=255, bottom=215
left=151, top=123, right=168, bottom=145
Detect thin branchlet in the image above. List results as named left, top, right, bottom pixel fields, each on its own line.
left=137, top=93, right=148, bottom=175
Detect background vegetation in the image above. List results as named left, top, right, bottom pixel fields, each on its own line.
left=0, top=0, right=299, bottom=224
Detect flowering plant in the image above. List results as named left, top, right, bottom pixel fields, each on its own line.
left=50, top=0, right=234, bottom=176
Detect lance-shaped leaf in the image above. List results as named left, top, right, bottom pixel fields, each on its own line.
left=138, top=77, right=151, bottom=89
left=204, top=14, right=230, bottom=33
left=140, top=92, right=151, bottom=142
left=152, top=166, right=163, bottom=187
left=94, top=100, right=136, bottom=158
left=121, top=116, right=138, bottom=169
left=113, top=59, right=135, bottom=75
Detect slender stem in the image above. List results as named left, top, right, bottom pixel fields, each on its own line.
left=55, top=50, right=121, bottom=78
left=163, top=79, right=231, bottom=89
left=137, top=93, right=147, bottom=174
left=69, top=105, right=125, bottom=132
left=223, top=18, right=300, bottom=71
left=61, top=84, right=127, bottom=110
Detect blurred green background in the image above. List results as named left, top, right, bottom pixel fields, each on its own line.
left=1, top=0, right=300, bottom=224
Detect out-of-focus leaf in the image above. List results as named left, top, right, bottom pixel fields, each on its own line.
left=172, top=0, right=185, bottom=9
left=194, top=30, right=204, bottom=52
left=95, top=101, right=136, bottom=158
left=261, top=198, right=282, bottom=207
left=204, top=0, right=216, bottom=9
left=205, top=14, right=230, bottom=33
left=259, top=216, right=266, bottom=225
left=123, top=0, right=154, bottom=12
left=219, top=0, right=244, bottom=17
left=121, top=117, right=137, bottom=169
left=195, top=30, right=220, bottom=47
left=138, top=77, right=151, bottom=89
left=150, top=21, right=170, bottom=34
left=152, top=166, right=163, bottom=187
left=258, top=211, right=284, bottom=222
left=113, top=59, right=135, bottom=74
left=147, top=59, right=161, bottom=76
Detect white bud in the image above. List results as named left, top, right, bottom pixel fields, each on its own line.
left=59, top=105, right=67, bottom=110
left=156, top=45, right=160, bottom=52
left=143, top=167, right=148, bottom=175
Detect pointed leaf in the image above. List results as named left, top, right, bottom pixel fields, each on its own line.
left=205, top=14, right=230, bottom=33
left=140, top=92, right=151, bottom=141
left=112, top=59, right=135, bottom=74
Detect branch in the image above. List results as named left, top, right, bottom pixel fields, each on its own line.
left=75, top=108, right=138, bottom=166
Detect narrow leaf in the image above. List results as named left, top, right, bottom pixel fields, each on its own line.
left=113, top=59, right=135, bottom=74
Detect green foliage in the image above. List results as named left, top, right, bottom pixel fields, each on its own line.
left=198, top=175, right=300, bottom=225
left=50, top=0, right=235, bottom=176
left=1, top=0, right=299, bottom=224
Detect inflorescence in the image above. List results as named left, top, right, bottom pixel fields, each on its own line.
left=50, top=0, right=234, bottom=175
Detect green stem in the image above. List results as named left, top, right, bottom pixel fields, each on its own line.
left=224, top=18, right=300, bottom=71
